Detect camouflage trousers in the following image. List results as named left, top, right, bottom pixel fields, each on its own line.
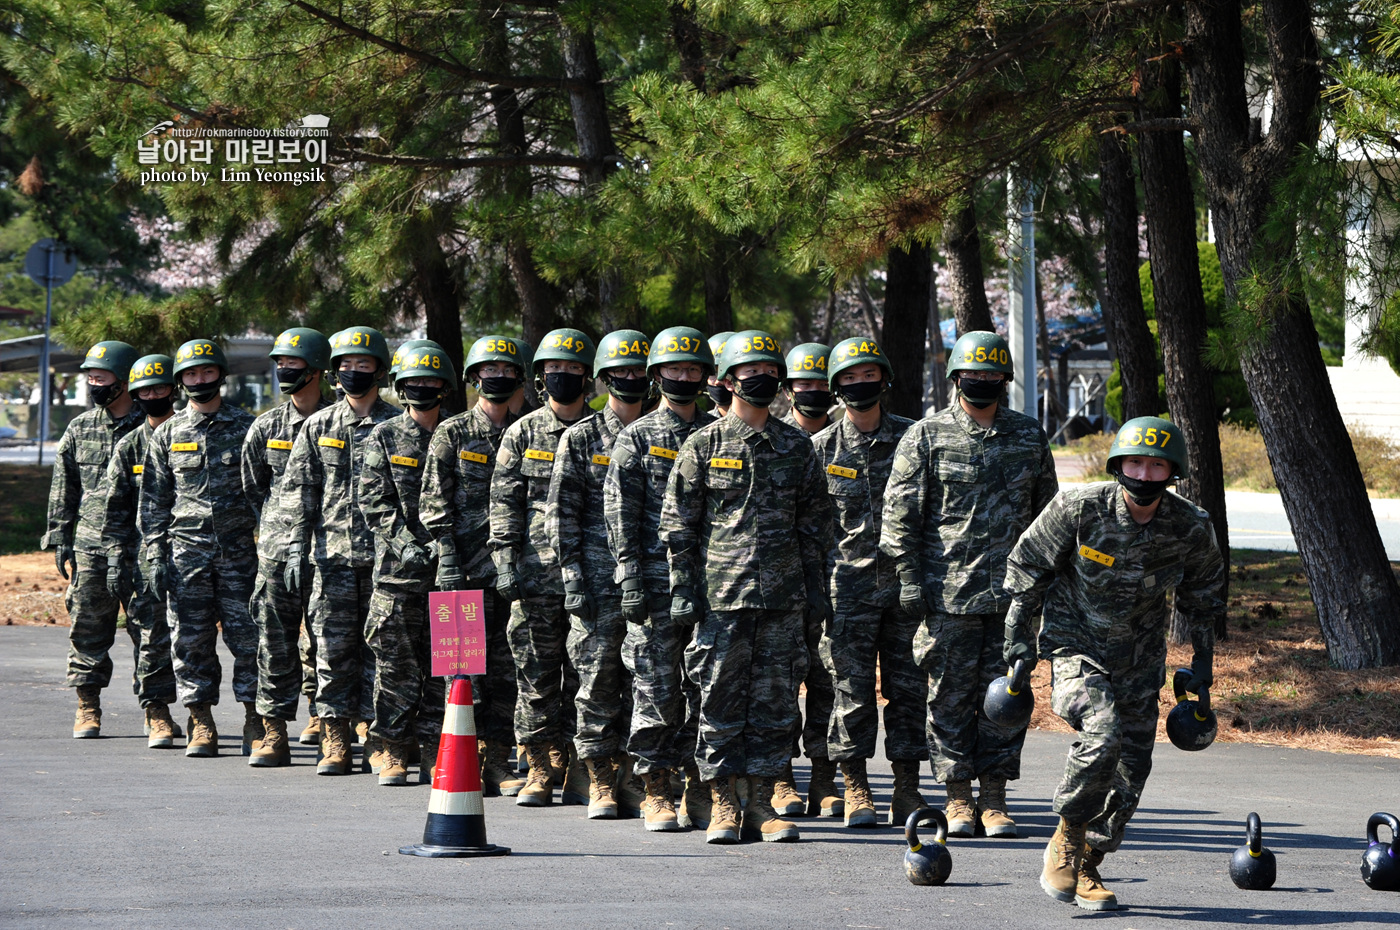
left=366, top=582, right=446, bottom=745
left=914, top=611, right=1026, bottom=783
left=822, top=599, right=928, bottom=761
left=795, top=607, right=835, bottom=760
left=465, top=581, right=517, bottom=746
left=687, top=607, right=806, bottom=782
left=167, top=541, right=258, bottom=706
left=64, top=550, right=175, bottom=707
left=507, top=593, right=579, bottom=746
left=1050, top=654, right=1164, bottom=853
left=308, top=563, right=377, bottom=722
left=566, top=595, right=633, bottom=760
left=622, top=598, right=698, bottom=775
left=250, top=557, right=314, bottom=720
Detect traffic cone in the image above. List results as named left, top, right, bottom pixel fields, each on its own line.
left=400, top=676, right=510, bottom=858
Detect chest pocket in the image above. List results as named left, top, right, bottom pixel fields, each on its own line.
left=1141, top=560, right=1185, bottom=593
left=266, top=447, right=291, bottom=477
left=457, top=447, right=493, bottom=482
left=170, top=448, right=205, bottom=478
left=705, top=464, right=748, bottom=514
left=825, top=463, right=862, bottom=499
left=74, top=441, right=109, bottom=490
left=318, top=443, right=348, bottom=471
left=1076, top=540, right=1117, bottom=588
left=520, top=452, right=556, bottom=503
left=937, top=459, right=978, bottom=517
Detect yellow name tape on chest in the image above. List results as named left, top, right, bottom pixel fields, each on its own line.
left=592, top=454, right=611, bottom=466
left=459, top=450, right=488, bottom=464
left=267, top=439, right=294, bottom=451
left=318, top=437, right=346, bottom=449
left=131, top=464, right=144, bottom=475
left=649, top=446, right=678, bottom=460
left=826, top=464, right=858, bottom=479
left=390, top=455, right=420, bottom=468
left=1079, top=545, right=1115, bottom=567
left=170, top=442, right=198, bottom=452
left=524, top=449, right=555, bottom=462
left=711, top=458, right=744, bottom=470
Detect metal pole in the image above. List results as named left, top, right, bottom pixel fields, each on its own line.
left=1007, top=175, right=1038, bottom=418
left=37, top=244, right=55, bottom=466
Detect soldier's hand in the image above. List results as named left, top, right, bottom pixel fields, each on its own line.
left=496, top=564, right=521, bottom=602
left=396, top=538, right=431, bottom=572
left=145, top=558, right=168, bottom=601
left=671, top=585, right=697, bottom=626
left=436, top=561, right=464, bottom=592
left=897, top=570, right=928, bottom=619
left=53, top=545, right=75, bottom=581
left=1184, top=652, right=1214, bottom=694
left=1003, top=636, right=1037, bottom=674
left=105, top=558, right=124, bottom=601
left=283, top=542, right=303, bottom=595
left=564, top=578, right=594, bottom=622
left=620, top=576, right=647, bottom=624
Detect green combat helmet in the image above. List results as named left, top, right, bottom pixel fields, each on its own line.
left=784, top=342, right=831, bottom=382
left=330, top=326, right=392, bottom=370
left=716, top=330, right=783, bottom=382
left=829, top=337, right=894, bottom=412
left=946, top=330, right=1014, bottom=380
left=173, top=338, right=229, bottom=376
left=394, top=342, right=457, bottom=410
left=390, top=338, right=445, bottom=377
left=270, top=327, right=332, bottom=370
left=707, top=331, right=735, bottom=362
left=648, top=326, right=714, bottom=374
left=1107, top=416, right=1189, bottom=480
left=595, top=329, right=652, bottom=404
left=465, top=335, right=528, bottom=380
left=128, top=354, right=176, bottom=390
left=82, top=341, right=140, bottom=381
left=534, top=327, right=595, bottom=373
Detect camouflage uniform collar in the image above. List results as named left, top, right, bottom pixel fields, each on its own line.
left=949, top=399, right=1005, bottom=436
left=185, top=402, right=236, bottom=426
left=601, top=402, right=630, bottom=436
left=1107, top=479, right=1171, bottom=530
left=338, top=396, right=397, bottom=424
left=102, top=405, right=144, bottom=430
left=541, top=401, right=589, bottom=431
left=838, top=410, right=904, bottom=443
left=286, top=396, right=332, bottom=423
left=467, top=404, right=515, bottom=434
left=654, top=404, right=701, bottom=429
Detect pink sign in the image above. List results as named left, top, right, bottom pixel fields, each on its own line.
left=429, top=589, right=487, bottom=677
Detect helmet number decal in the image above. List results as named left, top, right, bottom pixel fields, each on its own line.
left=740, top=335, right=778, bottom=353
left=548, top=334, right=585, bottom=352
left=606, top=339, right=650, bottom=359
left=964, top=346, right=1010, bottom=365
left=664, top=336, right=699, bottom=353
left=1126, top=426, right=1169, bottom=448
left=485, top=339, right=516, bottom=354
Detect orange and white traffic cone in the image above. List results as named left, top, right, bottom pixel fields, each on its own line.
left=400, top=676, right=510, bottom=858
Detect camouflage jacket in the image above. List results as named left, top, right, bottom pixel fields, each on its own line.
left=420, top=406, right=519, bottom=581
left=547, top=404, right=633, bottom=596
left=1004, top=482, right=1225, bottom=673
left=98, top=419, right=157, bottom=560
left=43, top=405, right=143, bottom=552
left=781, top=408, right=834, bottom=436
left=880, top=402, right=1058, bottom=614
left=660, top=413, right=833, bottom=611
left=279, top=397, right=400, bottom=568
left=139, top=403, right=257, bottom=558
left=603, top=405, right=714, bottom=599
left=489, top=403, right=596, bottom=596
left=811, top=411, right=915, bottom=606
left=242, top=397, right=331, bottom=562
left=359, top=412, right=436, bottom=587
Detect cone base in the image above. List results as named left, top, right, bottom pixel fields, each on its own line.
left=399, top=843, right=511, bottom=858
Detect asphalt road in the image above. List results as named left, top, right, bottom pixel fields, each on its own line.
left=4, top=626, right=1400, bottom=929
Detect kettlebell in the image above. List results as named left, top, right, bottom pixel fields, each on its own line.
left=1361, top=812, right=1400, bottom=891
left=1165, top=667, right=1217, bottom=751
left=1228, top=812, right=1277, bottom=890
left=983, top=658, right=1034, bottom=729
left=904, top=807, right=952, bottom=886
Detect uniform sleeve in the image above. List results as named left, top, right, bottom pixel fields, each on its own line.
left=1002, top=493, right=1079, bottom=617
left=1175, top=520, right=1226, bottom=648
left=419, top=426, right=455, bottom=542
left=879, top=429, right=931, bottom=574
left=546, top=428, right=588, bottom=584
left=279, top=423, right=323, bottom=549
left=1032, top=429, right=1060, bottom=519
left=603, top=431, right=645, bottom=580
left=357, top=426, right=404, bottom=550
left=659, top=438, right=705, bottom=591
left=241, top=418, right=272, bottom=524
left=42, top=427, right=81, bottom=549
left=488, top=424, right=527, bottom=556
left=796, top=444, right=834, bottom=597
left=137, top=427, right=175, bottom=560
left=98, top=442, right=136, bottom=559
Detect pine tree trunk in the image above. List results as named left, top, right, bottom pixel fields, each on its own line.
left=1137, top=46, right=1230, bottom=640
left=882, top=243, right=933, bottom=420
left=1185, top=0, right=1400, bottom=668
left=703, top=255, right=734, bottom=335
left=412, top=230, right=467, bottom=415
left=1097, top=130, right=1158, bottom=422
left=941, top=186, right=995, bottom=335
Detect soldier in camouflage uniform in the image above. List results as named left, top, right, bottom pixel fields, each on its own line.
left=139, top=338, right=259, bottom=757
left=421, top=335, right=530, bottom=796
left=781, top=342, right=835, bottom=435
left=881, top=331, right=1058, bottom=837
left=242, top=328, right=332, bottom=767
left=1005, top=416, right=1222, bottom=911
left=812, top=338, right=922, bottom=828
left=660, top=330, right=833, bottom=845
left=45, top=341, right=144, bottom=739
left=546, top=329, right=651, bottom=822
left=704, top=332, right=734, bottom=415
left=279, top=326, right=400, bottom=775
left=360, top=342, right=456, bottom=786
left=490, top=328, right=597, bottom=807
left=97, top=353, right=180, bottom=748
left=606, top=326, right=715, bottom=831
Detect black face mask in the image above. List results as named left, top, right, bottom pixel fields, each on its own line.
left=543, top=371, right=587, bottom=405
left=90, top=382, right=122, bottom=408
left=660, top=376, right=702, bottom=404
left=184, top=376, right=224, bottom=404
left=277, top=366, right=315, bottom=395
left=478, top=376, right=520, bottom=403
left=607, top=374, right=650, bottom=404
left=1114, top=471, right=1173, bottom=506
left=733, top=373, right=780, bottom=407
left=135, top=393, right=174, bottom=418
left=707, top=383, right=732, bottom=408
left=837, top=380, right=884, bottom=411
left=791, top=389, right=832, bottom=418
left=400, top=384, right=444, bottom=410
left=958, top=376, right=1004, bottom=409
left=338, top=369, right=377, bottom=398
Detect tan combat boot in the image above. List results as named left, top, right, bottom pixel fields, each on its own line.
left=317, top=717, right=352, bottom=775
left=73, top=685, right=101, bottom=739
left=944, top=779, right=976, bottom=837
left=145, top=702, right=176, bottom=749
left=771, top=760, right=805, bottom=815
left=480, top=740, right=526, bottom=797
left=516, top=744, right=555, bottom=807
left=363, top=732, right=385, bottom=774
left=378, top=740, right=409, bottom=786
left=299, top=697, right=321, bottom=746
left=641, top=769, right=680, bottom=832
left=418, top=733, right=439, bottom=785
left=249, top=717, right=291, bottom=767
left=741, top=776, right=801, bottom=842
left=806, top=756, right=843, bottom=818
left=888, top=759, right=928, bottom=826
left=614, top=755, right=647, bottom=819
left=354, top=719, right=369, bottom=745
left=185, top=703, right=219, bottom=758
left=706, top=777, right=741, bottom=844
left=978, top=776, right=1017, bottom=837
left=583, top=756, right=620, bottom=819
left=678, top=765, right=711, bottom=829
left=241, top=702, right=264, bottom=757
left=562, top=748, right=591, bottom=807
left=1040, top=817, right=1086, bottom=903
left=840, top=759, right=879, bottom=828
left=1077, top=846, right=1119, bottom=910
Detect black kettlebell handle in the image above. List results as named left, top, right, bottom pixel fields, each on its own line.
left=1007, top=658, right=1029, bottom=695
left=1172, top=667, right=1212, bottom=716
left=1367, top=812, right=1400, bottom=854
left=906, top=807, right=948, bottom=850
left=1246, top=811, right=1263, bottom=856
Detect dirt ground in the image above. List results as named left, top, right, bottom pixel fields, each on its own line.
left=0, top=552, right=69, bottom=627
